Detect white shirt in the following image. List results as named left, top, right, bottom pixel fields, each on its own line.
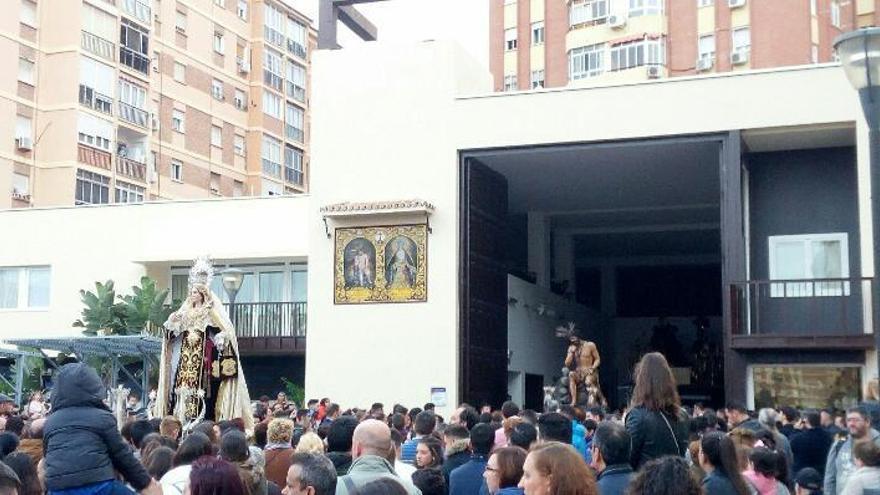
left=160, top=465, right=192, bottom=495
left=395, top=459, right=417, bottom=482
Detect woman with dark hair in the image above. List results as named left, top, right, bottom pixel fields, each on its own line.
left=518, top=442, right=596, bottom=495
left=0, top=432, right=20, bottom=459
left=484, top=446, right=526, bottom=495
left=700, top=431, right=753, bottom=495
left=3, top=451, right=42, bottom=495
left=625, top=352, right=689, bottom=468
left=160, top=432, right=213, bottom=495
left=144, top=446, right=175, bottom=481
left=416, top=436, right=444, bottom=470
left=624, top=456, right=702, bottom=495
left=188, top=456, right=247, bottom=495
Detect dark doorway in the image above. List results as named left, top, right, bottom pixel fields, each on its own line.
left=524, top=374, right=544, bottom=411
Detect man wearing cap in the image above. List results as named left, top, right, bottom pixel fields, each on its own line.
left=794, top=467, right=822, bottom=495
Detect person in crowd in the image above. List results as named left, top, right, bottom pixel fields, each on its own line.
left=483, top=446, right=526, bottom=495
left=159, top=416, right=181, bottom=441
left=494, top=402, right=520, bottom=450
left=188, top=456, right=247, bottom=495
left=509, top=423, right=537, bottom=452
left=688, top=439, right=706, bottom=482
left=25, top=392, right=46, bottom=420
left=584, top=419, right=598, bottom=453
left=822, top=410, right=844, bottom=439
left=3, top=418, right=23, bottom=439
left=559, top=406, right=589, bottom=461
left=699, top=431, right=753, bottom=495
left=758, top=409, right=795, bottom=474
left=3, top=452, right=40, bottom=495
left=0, top=461, right=20, bottom=495
left=449, top=423, right=493, bottom=495
left=265, top=418, right=296, bottom=488
left=840, top=439, right=880, bottom=495
left=254, top=421, right=269, bottom=450
left=412, top=468, right=446, bottom=495
left=752, top=428, right=791, bottom=489
left=479, top=413, right=493, bottom=425
left=357, top=478, right=410, bottom=495
left=295, top=432, right=325, bottom=455
left=326, top=416, right=358, bottom=477
left=143, top=446, right=174, bottom=481
left=793, top=468, right=822, bottom=495
left=391, top=414, right=408, bottom=438
left=586, top=407, right=605, bottom=423
left=274, top=393, right=295, bottom=417
left=129, top=420, right=157, bottom=458
left=191, top=421, right=219, bottom=449
left=825, top=406, right=880, bottom=495
left=728, top=403, right=762, bottom=432
left=335, top=419, right=419, bottom=495
left=406, top=408, right=422, bottom=437
left=791, top=410, right=833, bottom=477
left=390, top=429, right=417, bottom=481
left=161, top=432, right=213, bottom=495
left=322, top=403, right=341, bottom=428
left=369, top=403, right=385, bottom=422
left=590, top=422, right=633, bottom=495
left=861, top=378, right=880, bottom=427
left=0, top=434, right=19, bottom=460
left=416, top=437, right=444, bottom=470
left=729, top=428, right=759, bottom=473
left=42, top=363, right=160, bottom=495
left=743, top=447, right=789, bottom=495
left=283, top=453, right=337, bottom=495
left=624, top=456, right=702, bottom=495
left=453, top=405, right=479, bottom=431
left=536, top=413, right=572, bottom=445
left=442, top=425, right=471, bottom=484
left=221, top=430, right=279, bottom=495
left=0, top=395, right=14, bottom=418
left=518, top=441, right=596, bottom=495
left=779, top=407, right=801, bottom=439
left=625, top=352, right=689, bottom=469
left=402, top=411, right=436, bottom=465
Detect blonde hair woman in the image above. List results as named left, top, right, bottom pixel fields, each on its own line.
left=295, top=432, right=325, bottom=455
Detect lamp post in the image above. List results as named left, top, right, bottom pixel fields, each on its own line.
left=221, top=268, right=244, bottom=327
left=834, top=28, right=880, bottom=380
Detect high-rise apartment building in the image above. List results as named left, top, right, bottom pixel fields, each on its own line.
left=490, top=0, right=863, bottom=91
left=0, top=0, right=315, bottom=209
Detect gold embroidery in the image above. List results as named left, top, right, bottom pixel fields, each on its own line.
left=175, top=329, right=206, bottom=419
left=211, top=360, right=220, bottom=379
left=220, top=358, right=237, bottom=377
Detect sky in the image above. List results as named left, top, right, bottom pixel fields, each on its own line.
left=283, top=0, right=489, bottom=68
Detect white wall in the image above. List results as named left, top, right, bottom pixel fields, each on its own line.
left=0, top=196, right=311, bottom=338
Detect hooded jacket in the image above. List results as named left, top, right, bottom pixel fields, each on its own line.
left=335, top=455, right=421, bottom=495
left=825, top=428, right=880, bottom=495
left=43, top=363, right=151, bottom=492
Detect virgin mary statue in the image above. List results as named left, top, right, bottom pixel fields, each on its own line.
left=154, top=256, right=254, bottom=432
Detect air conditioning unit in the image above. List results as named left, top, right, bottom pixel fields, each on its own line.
left=731, top=50, right=749, bottom=65
left=608, top=15, right=626, bottom=29
left=646, top=65, right=662, bottom=79
left=15, top=137, right=33, bottom=151
left=728, top=0, right=746, bottom=8
left=696, top=57, right=714, bottom=71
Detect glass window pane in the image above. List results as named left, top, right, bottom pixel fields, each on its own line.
left=812, top=240, right=842, bottom=278
left=27, top=267, right=50, bottom=307
left=238, top=273, right=255, bottom=303
left=259, top=272, right=284, bottom=302
left=171, top=274, right=188, bottom=303
left=753, top=366, right=860, bottom=410
left=773, top=241, right=806, bottom=280
left=0, top=269, right=19, bottom=309
left=291, top=270, right=307, bottom=302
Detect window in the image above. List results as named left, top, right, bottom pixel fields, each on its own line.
left=16, top=115, right=32, bottom=141
left=287, top=18, right=307, bottom=59
left=234, top=88, right=247, bottom=110
left=171, top=160, right=183, bottom=181
left=831, top=1, right=841, bottom=28
left=79, top=58, right=113, bottom=115
left=263, top=3, right=285, bottom=46
left=532, top=21, right=544, bottom=45
left=115, top=181, right=145, bottom=203
left=286, top=62, right=306, bottom=103
left=18, top=58, right=34, bottom=85
left=752, top=365, right=861, bottom=410
left=237, top=0, right=248, bottom=20
left=77, top=113, right=112, bottom=150
left=531, top=69, right=545, bottom=89
left=120, top=19, right=150, bottom=74
left=503, top=75, right=517, bottom=91
left=284, top=145, right=303, bottom=185
left=212, top=79, right=224, bottom=100
left=213, top=31, right=225, bottom=54
left=262, top=91, right=282, bottom=119
left=261, top=135, right=282, bottom=177
left=569, top=43, right=605, bottom=79
left=172, top=109, right=185, bottom=132
left=12, top=173, right=29, bottom=196
left=286, top=104, right=304, bottom=142
left=118, top=79, right=147, bottom=109
left=698, top=0, right=713, bottom=6
left=263, top=48, right=283, bottom=90
left=82, top=3, right=117, bottom=41
left=175, top=10, right=187, bottom=32
left=732, top=27, right=750, bottom=54
left=628, top=0, right=663, bottom=17
left=233, top=180, right=244, bottom=196
left=75, top=169, right=110, bottom=205
left=174, top=62, right=185, bottom=82
left=610, top=37, right=664, bottom=71
left=210, top=172, right=221, bottom=194
left=20, top=0, right=36, bottom=27
left=0, top=266, right=50, bottom=309
left=698, top=34, right=715, bottom=64
left=211, top=125, right=222, bottom=147
left=570, top=0, right=608, bottom=26
left=234, top=134, right=246, bottom=156
left=505, top=28, right=517, bottom=51
left=769, top=233, right=849, bottom=297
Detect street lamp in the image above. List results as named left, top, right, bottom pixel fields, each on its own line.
left=835, top=27, right=880, bottom=381
left=220, top=268, right=244, bottom=326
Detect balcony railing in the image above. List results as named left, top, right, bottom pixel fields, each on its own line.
left=79, top=85, right=113, bottom=115
left=81, top=31, right=115, bottom=62
left=730, top=278, right=873, bottom=337
left=120, top=46, right=150, bottom=74
left=262, top=159, right=281, bottom=178
left=264, top=27, right=285, bottom=47
left=286, top=125, right=304, bottom=143
left=119, top=102, right=149, bottom=128
left=264, top=71, right=283, bottom=91
left=225, top=302, right=307, bottom=338
left=78, top=143, right=112, bottom=170
left=284, top=167, right=304, bottom=186
left=117, top=157, right=146, bottom=181
left=121, top=0, right=151, bottom=25
left=287, top=39, right=307, bottom=59
left=286, top=82, right=306, bottom=103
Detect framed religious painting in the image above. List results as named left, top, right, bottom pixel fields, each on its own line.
left=334, top=224, right=428, bottom=304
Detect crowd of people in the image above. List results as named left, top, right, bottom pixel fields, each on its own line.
left=0, top=354, right=879, bottom=494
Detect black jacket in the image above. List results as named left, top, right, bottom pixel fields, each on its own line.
left=326, top=451, right=353, bottom=477
left=442, top=451, right=471, bottom=485
left=43, top=363, right=151, bottom=491
left=791, top=427, right=833, bottom=477
left=625, top=406, right=689, bottom=469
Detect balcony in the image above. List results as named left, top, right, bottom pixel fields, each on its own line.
left=729, top=278, right=876, bottom=350
left=120, top=46, right=150, bottom=74
left=287, top=82, right=306, bottom=103
left=262, top=159, right=281, bottom=178
left=81, top=31, right=115, bottom=62
left=287, top=38, right=307, bottom=59
left=286, top=125, right=304, bottom=143
left=78, top=143, right=112, bottom=170
left=79, top=85, right=113, bottom=116
left=119, top=102, right=149, bottom=128
left=226, top=302, right=307, bottom=354
left=117, top=157, right=146, bottom=181
left=284, top=167, right=304, bottom=186
left=121, top=0, right=151, bottom=25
